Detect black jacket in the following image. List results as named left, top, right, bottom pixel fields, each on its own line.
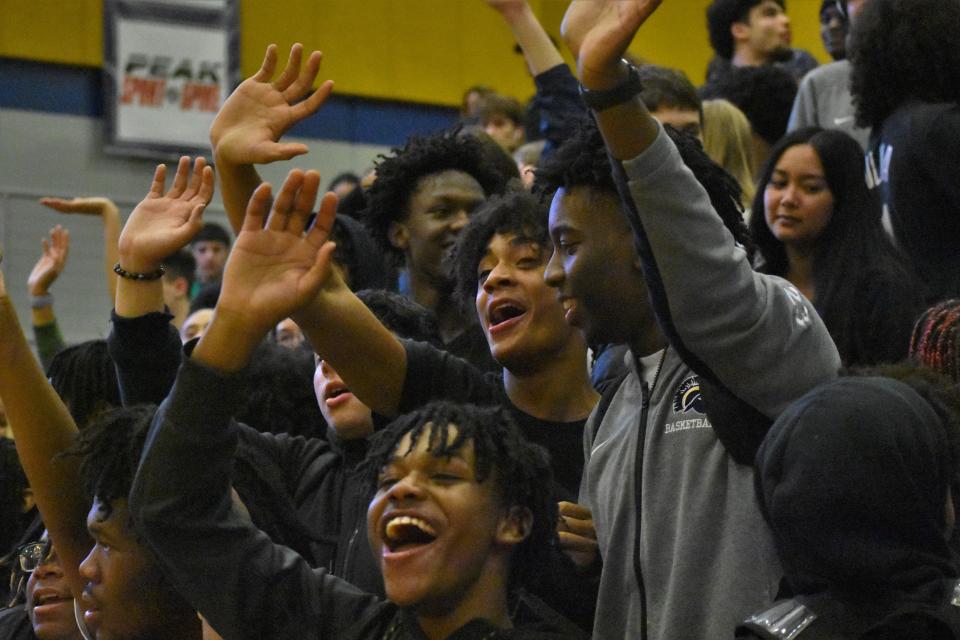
left=107, top=311, right=384, bottom=595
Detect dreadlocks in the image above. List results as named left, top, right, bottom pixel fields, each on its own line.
left=46, top=339, right=121, bottom=429
left=362, top=401, right=556, bottom=593
left=64, top=404, right=155, bottom=517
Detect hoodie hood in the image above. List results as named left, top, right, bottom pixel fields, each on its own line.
left=757, top=376, right=959, bottom=599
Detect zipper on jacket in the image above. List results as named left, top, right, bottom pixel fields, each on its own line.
left=634, top=348, right=665, bottom=640
left=635, top=379, right=650, bottom=640
left=341, top=523, right=362, bottom=579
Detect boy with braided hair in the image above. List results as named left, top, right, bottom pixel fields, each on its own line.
left=127, top=165, right=568, bottom=639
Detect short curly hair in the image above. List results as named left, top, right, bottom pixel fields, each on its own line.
left=848, top=0, right=960, bottom=129
left=532, top=118, right=618, bottom=197
left=706, top=0, right=783, bottom=58
left=449, top=188, right=549, bottom=310
left=535, top=117, right=753, bottom=259
left=700, top=64, right=797, bottom=146
left=363, top=129, right=508, bottom=262
left=361, top=401, right=556, bottom=594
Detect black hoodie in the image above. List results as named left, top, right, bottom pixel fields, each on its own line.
left=740, top=376, right=960, bottom=639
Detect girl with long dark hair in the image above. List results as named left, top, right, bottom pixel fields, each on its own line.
left=750, top=127, right=923, bottom=366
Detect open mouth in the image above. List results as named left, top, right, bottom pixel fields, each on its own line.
left=488, top=301, right=527, bottom=329
left=325, top=385, right=354, bottom=407
left=383, top=515, right=438, bottom=552
left=33, top=590, right=70, bottom=610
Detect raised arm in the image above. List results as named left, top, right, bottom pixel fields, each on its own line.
left=130, top=171, right=382, bottom=639
left=27, top=225, right=69, bottom=369
left=292, top=276, right=409, bottom=417
left=487, top=0, right=564, bottom=74
left=193, top=170, right=336, bottom=371
left=115, top=157, right=213, bottom=319
left=560, top=0, right=660, bottom=159
left=210, top=44, right=333, bottom=233
left=109, top=157, right=214, bottom=405
left=488, top=0, right=587, bottom=158
left=210, top=41, right=411, bottom=414
left=561, top=0, right=839, bottom=420
left=0, top=269, right=89, bottom=600
left=40, top=196, right=121, bottom=302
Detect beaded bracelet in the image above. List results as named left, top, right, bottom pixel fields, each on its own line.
left=113, top=262, right=165, bottom=281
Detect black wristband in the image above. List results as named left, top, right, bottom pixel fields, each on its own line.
left=578, top=61, right=643, bottom=112
left=113, top=262, right=165, bottom=281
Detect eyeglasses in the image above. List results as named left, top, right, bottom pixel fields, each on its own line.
left=16, top=540, right=53, bottom=573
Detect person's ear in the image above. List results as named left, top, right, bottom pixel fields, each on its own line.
left=496, top=506, right=533, bottom=546
left=731, top=20, right=750, bottom=43
left=388, top=221, right=409, bottom=251
left=173, top=276, right=189, bottom=298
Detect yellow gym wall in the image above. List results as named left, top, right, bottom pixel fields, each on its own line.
left=0, top=0, right=829, bottom=107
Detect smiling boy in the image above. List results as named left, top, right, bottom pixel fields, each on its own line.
left=544, top=2, right=841, bottom=638
left=127, top=173, right=565, bottom=639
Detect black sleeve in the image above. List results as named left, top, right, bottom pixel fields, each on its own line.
left=532, top=64, right=588, bottom=161
left=397, top=339, right=504, bottom=414
left=129, top=355, right=390, bottom=640
left=106, top=310, right=181, bottom=406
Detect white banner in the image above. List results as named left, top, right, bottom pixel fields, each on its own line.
left=104, top=0, right=239, bottom=158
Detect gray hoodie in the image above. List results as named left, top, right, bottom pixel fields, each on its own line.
left=583, top=125, right=840, bottom=640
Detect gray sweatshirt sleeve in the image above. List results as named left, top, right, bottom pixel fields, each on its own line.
left=788, top=71, right=819, bottom=131
left=620, top=126, right=839, bottom=417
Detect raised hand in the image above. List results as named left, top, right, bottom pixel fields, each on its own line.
left=39, top=196, right=119, bottom=217
left=561, top=0, right=661, bottom=89
left=27, top=226, right=70, bottom=296
left=117, top=156, right=214, bottom=273
left=210, top=43, right=333, bottom=166
left=215, top=169, right=337, bottom=339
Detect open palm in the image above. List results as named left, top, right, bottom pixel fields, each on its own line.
left=27, top=226, right=69, bottom=296
left=118, top=157, right=214, bottom=272
left=562, top=0, right=662, bottom=87
left=211, top=44, right=333, bottom=166
left=217, top=169, right=337, bottom=335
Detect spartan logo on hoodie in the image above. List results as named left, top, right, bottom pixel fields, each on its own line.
left=665, top=376, right=711, bottom=434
